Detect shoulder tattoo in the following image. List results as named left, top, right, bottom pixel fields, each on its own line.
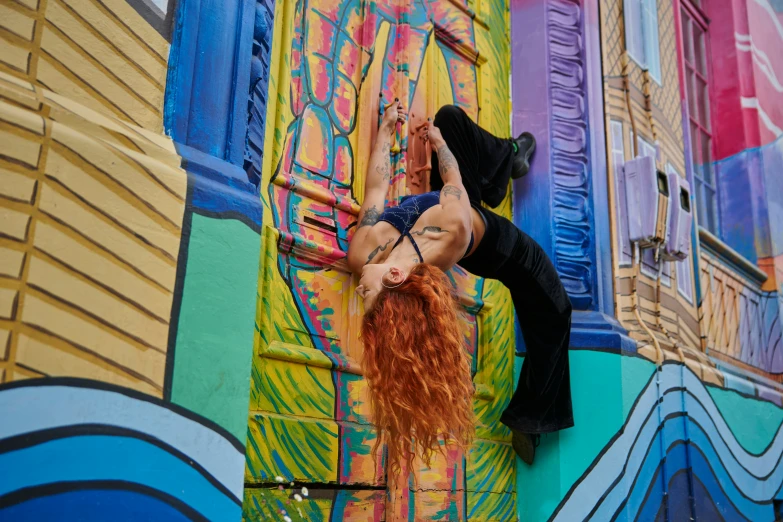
left=359, top=205, right=381, bottom=228
left=441, top=185, right=462, bottom=200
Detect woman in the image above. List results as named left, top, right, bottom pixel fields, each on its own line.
left=347, top=102, right=573, bottom=477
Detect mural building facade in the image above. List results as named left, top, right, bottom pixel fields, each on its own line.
left=0, top=0, right=782, bottom=520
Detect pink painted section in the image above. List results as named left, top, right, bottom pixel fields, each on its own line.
left=710, top=0, right=754, bottom=160
left=746, top=0, right=783, bottom=146
left=704, top=0, right=783, bottom=161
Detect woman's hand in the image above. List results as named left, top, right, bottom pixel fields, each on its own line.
left=423, top=120, right=445, bottom=149
left=381, top=100, right=406, bottom=133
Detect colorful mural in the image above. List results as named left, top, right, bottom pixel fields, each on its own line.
left=518, top=350, right=783, bottom=522
left=508, top=0, right=783, bottom=520
left=246, top=0, right=517, bottom=519
left=3, top=0, right=783, bottom=520
left=0, top=378, right=244, bottom=521
left=0, top=1, right=259, bottom=520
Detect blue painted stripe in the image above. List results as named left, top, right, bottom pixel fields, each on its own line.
left=688, top=440, right=769, bottom=521
left=0, top=487, right=198, bottom=522
left=553, top=364, right=783, bottom=521
left=0, top=436, right=239, bottom=521
left=0, top=384, right=244, bottom=499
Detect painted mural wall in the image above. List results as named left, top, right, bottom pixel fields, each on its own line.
left=699, top=0, right=783, bottom=379
left=244, top=0, right=519, bottom=520
left=0, top=0, right=258, bottom=520
left=3, top=0, right=783, bottom=520
left=508, top=0, right=783, bottom=520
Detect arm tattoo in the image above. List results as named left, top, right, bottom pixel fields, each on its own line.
left=374, top=141, right=392, bottom=181
left=358, top=205, right=381, bottom=228
left=410, top=226, right=449, bottom=236
left=437, top=144, right=458, bottom=178
left=366, top=238, right=394, bottom=264
left=441, top=185, right=462, bottom=200
left=375, top=161, right=391, bottom=182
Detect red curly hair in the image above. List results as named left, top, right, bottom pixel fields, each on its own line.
left=360, top=263, right=474, bottom=480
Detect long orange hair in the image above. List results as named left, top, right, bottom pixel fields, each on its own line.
left=360, top=263, right=474, bottom=480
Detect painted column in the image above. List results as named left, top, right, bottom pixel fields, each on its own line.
left=510, top=0, right=632, bottom=351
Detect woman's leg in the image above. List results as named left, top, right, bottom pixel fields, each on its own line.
left=429, top=105, right=516, bottom=208
left=459, top=209, right=574, bottom=435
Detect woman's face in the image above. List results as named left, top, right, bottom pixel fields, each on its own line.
left=356, top=263, right=406, bottom=311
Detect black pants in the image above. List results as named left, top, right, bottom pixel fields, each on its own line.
left=431, top=105, right=574, bottom=434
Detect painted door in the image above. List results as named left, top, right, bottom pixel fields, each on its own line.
left=243, top=0, right=516, bottom=520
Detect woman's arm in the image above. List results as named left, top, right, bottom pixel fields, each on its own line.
left=347, top=102, right=405, bottom=273
left=426, top=123, right=472, bottom=234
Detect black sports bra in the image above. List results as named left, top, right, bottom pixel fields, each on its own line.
left=376, top=192, right=474, bottom=261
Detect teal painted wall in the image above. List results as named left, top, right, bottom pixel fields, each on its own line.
left=517, top=351, right=655, bottom=521
left=171, top=214, right=261, bottom=442
left=707, top=385, right=783, bottom=455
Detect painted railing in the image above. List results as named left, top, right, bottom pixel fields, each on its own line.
left=698, top=243, right=783, bottom=376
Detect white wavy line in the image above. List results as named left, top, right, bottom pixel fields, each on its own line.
left=735, top=33, right=783, bottom=92
left=553, top=364, right=783, bottom=521
left=752, top=0, right=783, bottom=44
left=0, top=385, right=244, bottom=500
left=590, top=389, right=684, bottom=521
left=684, top=395, right=783, bottom=502
left=683, top=370, right=783, bottom=478
left=741, top=97, right=783, bottom=137
left=551, top=369, right=679, bottom=521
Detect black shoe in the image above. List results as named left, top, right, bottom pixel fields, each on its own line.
left=511, top=132, right=536, bottom=179
left=511, top=429, right=540, bottom=465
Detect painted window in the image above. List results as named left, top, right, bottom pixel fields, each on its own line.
left=667, top=162, right=694, bottom=303
left=624, top=0, right=662, bottom=82
left=611, top=120, right=632, bottom=267
left=681, top=0, right=718, bottom=235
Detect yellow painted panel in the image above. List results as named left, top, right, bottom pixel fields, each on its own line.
left=109, top=143, right=186, bottom=200
left=92, top=0, right=169, bottom=61
left=254, top=356, right=335, bottom=419
left=0, top=128, right=41, bottom=168
left=15, top=332, right=160, bottom=395
left=0, top=167, right=36, bottom=202
left=0, top=99, right=45, bottom=133
left=59, top=0, right=167, bottom=81
left=0, top=69, right=35, bottom=91
left=38, top=182, right=176, bottom=292
left=246, top=412, right=339, bottom=484
left=45, top=1, right=162, bottom=107
left=32, top=219, right=173, bottom=319
left=0, top=246, right=25, bottom=278
left=20, top=293, right=166, bottom=386
left=0, top=288, right=18, bottom=319
left=251, top=0, right=514, bottom=506
left=26, top=254, right=169, bottom=350
left=37, top=58, right=128, bottom=123
left=0, top=4, right=36, bottom=41
left=40, top=28, right=160, bottom=128
left=44, top=148, right=180, bottom=258
left=0, top=206, right=31, bottom=242
left=0, top=38, right=31, bottom=74
left=0, top=328, right=9, bottom=359
left=121, top=121, right=178, bottom=154
left=52, top=122, right=185, bottom=225
left=10, top=0, right=38, bottom=10
left=43, top=90, right=180, bottom=166
left=0, top=71, right=42, bottom=110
